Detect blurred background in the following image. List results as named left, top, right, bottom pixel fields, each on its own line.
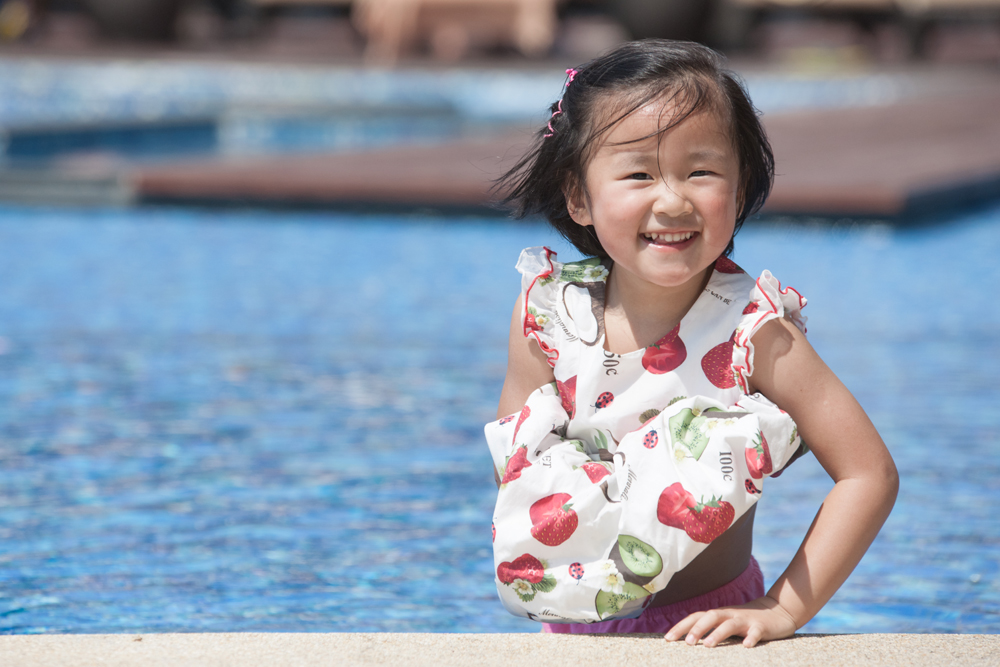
left=1, top=0, right=999, bottom=63
left=0, top=0, right=998, bottom=636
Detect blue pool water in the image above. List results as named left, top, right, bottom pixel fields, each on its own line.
left=0, top=204, right=997, bottom=634
left=0, top=59, right=930, bottom=129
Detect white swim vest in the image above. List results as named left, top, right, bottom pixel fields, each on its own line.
left=485, top=247, right=808, bottom=624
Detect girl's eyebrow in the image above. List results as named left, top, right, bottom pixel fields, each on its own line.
left=608, top=148, right=727, bottom=166
left=687, top=149, right=728, bottom=161
left=606, top=138, right=666, bottom=159
left=609, top=152, right=656, bottom=168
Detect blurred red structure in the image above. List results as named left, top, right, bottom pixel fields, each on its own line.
left=352, top=0, right=559, bottom=62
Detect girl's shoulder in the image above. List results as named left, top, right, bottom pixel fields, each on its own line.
left=514, top=247, right=609, bottom=365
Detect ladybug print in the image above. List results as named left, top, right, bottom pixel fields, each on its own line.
left=594, top=391, right=615, bottom=410
left=569, top=562, right=584, bottom=580
left=492, top=522, right=496, bottom=542
left=745, top=479, right=759, bottom=495
left=498, top=415, right=514, bottom=426
left=642, top=430, right=659, bottom=449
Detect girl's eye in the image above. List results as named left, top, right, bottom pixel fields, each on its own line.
left=628, top=173, right=652, bottom=180
left=690, top=170, right=713, bottom=177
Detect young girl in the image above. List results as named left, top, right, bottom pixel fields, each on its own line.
left=484, top=40, right=898, bottom=647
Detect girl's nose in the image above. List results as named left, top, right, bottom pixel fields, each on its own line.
left=651, top=180, right=694, bottom=218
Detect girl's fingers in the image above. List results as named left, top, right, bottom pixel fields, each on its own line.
left=683, top=611, right=725, bottom=644
left=664, top=612, right=704, bottom=641
left=743, top=625, right=764, bottom=648
left=701, top=618, right=740, bottom=648
left=666, top=607, right=777, bottom=648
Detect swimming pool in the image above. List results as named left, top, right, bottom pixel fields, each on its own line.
left=0, top=203, right=997, bottom=634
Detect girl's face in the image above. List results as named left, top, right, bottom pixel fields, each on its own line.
left=566, top=96, right=739, bottom=294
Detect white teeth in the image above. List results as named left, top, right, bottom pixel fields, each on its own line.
left=644, top=231, right=694, bottom=243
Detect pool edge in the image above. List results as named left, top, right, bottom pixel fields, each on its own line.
left=0, top=632, right=996, bottom=666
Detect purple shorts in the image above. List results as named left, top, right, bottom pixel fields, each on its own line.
left=542, top=556, right=765, bottom=634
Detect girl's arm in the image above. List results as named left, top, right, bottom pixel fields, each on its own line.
left=497, top=295, right=557, bottom=419
left=666, top=317, right=899, bottom=648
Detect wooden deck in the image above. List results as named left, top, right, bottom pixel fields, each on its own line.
left=763, top=86, right=1000, bottom=216
left=132, top=80, right=1000, bottom=218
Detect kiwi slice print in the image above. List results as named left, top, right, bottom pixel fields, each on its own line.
left=595, top=582, right=650, bottom=620
left=609, top=534, right=663, bottom=586
left=668, top=408, right=709, bottom=460
left=617, top=535, right=662, bottom=578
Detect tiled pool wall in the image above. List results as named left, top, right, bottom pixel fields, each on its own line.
left=0, top=203, right=997, bottom=633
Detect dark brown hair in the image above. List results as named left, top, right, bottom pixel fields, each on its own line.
left=496, top=40, right=774, bottom=259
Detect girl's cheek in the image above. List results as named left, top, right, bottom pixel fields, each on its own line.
left=713, top=186, right=738, bottom=220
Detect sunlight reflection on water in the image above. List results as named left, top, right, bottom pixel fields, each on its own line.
left=0, top=204, right=997, bottom=633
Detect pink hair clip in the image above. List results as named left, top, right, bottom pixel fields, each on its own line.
left=543, top=100, right=562, bottom=138
left=543, top=69, right=579, bottom=138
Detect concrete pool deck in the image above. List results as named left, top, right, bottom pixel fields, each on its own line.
left=1, top=632, right=997, bottom=666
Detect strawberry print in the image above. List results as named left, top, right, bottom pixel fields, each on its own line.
left=641, top=324, right=687, bottom=374
left=714, top=256, right=744, bottom=274
left=556, top=376, right=577, bottom=418
left=682, top=497, right=735, bottom=544
left=639, top=408, right=661, bottom=426
left=524, top=306, right=547, bottom=334
left=500, top=445, right=531, bottom=485
left=530, top=493, right=579, bottom=547
left=594, top=391, right=614, bottom=410
left=701, top=330, right=737, bottom=389
left=497, top=553, right=557, bottom=602
left=497, top=553, right=545, bottom=584
left=656, top=482, right=696, bottom=530
left=742, top=301, right=759, bottom=315
left=511, top=404, right=531, bottom=443
left=569, top=562, right=584, bottom=580
left=745, top=430, right=773, bottom=480
left=642, top=430, right=658, bottom=449
left=580, top=461, right=611, bottom=483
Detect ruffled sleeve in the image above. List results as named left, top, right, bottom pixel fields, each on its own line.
left=516, top=247, right=610, bottom=369
left=516, top=247, right=562, bottom=367
left=731, top=270, right=807, bottom=394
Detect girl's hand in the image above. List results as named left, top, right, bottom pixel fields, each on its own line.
left=664, top=596, right=797, bottom=648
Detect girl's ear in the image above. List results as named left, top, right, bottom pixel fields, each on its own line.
left=564, top=178, right=592, bottom=227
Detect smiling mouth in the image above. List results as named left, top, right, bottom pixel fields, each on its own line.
left=642, top=231, right=696, bottom=245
